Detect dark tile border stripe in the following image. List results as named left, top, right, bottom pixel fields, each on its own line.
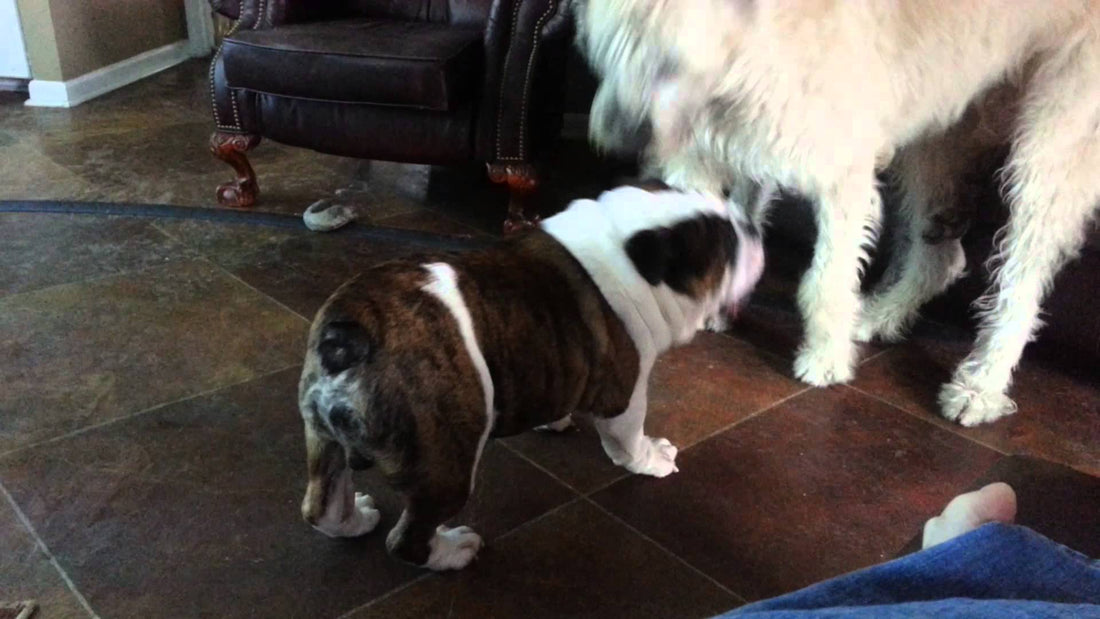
left=0, top=200, right=492, bottom=252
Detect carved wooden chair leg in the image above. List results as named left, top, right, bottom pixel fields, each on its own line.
left=487, top=162, right=539, bottom=235
left=210, top=131, right=261, bottom=208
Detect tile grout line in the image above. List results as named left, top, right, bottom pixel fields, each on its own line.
left=0, top=255, right=199, bottom=306
left=333, top=573, right=434, bottom=619
left=0, top=362, right=302, bottom=461
left=844, top=384, right=1011, bottom=456
left=199, top=257, right=313, bottom=324
left=498, top=440, right=591, bottom=497
left=149, top=222, right=313, bottom=325
left=0, top=479, right=100, bottom=619
left=582, top=496, right=749, bottom=606
left=679, top=384, right=815, bottom=455
left=336, top=496, right=586, bottom=618
left=575, top=385, right=815, bottom=501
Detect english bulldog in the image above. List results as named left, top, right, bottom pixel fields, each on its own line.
left=297, top=185, right=764, bottom=570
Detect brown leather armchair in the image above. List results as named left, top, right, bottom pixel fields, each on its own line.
left=207, top=0, right=573, bottom=231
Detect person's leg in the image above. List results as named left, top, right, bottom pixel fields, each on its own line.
left=719, top=484, right=1100, bottom=616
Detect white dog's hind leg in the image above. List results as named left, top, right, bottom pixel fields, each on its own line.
left=794, top=169, right=883, bottom=385
left=594, top=365, right=678, bottom=478
left=857, top=142, right=969, bottom=343
left=942, top=40, right=1100, bottom=426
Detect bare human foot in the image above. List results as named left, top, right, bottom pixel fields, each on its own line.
left=922, top=482, right=1018, bottom=549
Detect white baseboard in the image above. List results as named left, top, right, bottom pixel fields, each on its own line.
left=25, top=40, right=191, bottom=108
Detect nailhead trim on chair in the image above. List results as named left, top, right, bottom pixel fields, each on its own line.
left=494, top=0, right=557, bottom=162
left=209, top=0, right=264, bottom=131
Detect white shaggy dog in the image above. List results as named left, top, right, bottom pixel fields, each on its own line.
left=575, top=0, right=1100, bottom=425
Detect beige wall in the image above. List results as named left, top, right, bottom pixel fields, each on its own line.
left=16, top=0, right=63, bottom=81
left=16, top=0, right=187, bottom=82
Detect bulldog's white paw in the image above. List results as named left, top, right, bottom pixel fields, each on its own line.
left=425, top=525, right=483, bottom=571
left=314, top=492, right=381, bottom=538
left=793, top=338, right=856, bottom=386
left=939, top=381, right=1016, bottom=427
left=627, top=436, right=680, bottom=478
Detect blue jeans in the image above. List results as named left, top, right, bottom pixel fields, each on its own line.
left=717, top=524, right=1100, bottom=618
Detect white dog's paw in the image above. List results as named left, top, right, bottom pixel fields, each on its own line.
left=534, top=415, right=576, bottom=433
left=627, top=436, right=680, bottom=478
left=424, top=525, right=483, bottom=571
left=793, top=340, right=856, bottom=386
left=704, top=313, right=730, bottom=333
left=313, top=492, right=381, bottom=538
left=939, top=381, right=1017, bottom=426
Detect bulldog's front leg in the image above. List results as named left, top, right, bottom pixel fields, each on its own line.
left=594, top=366, right=679, bottom=478
left=301, top=425, right=380, bottom=538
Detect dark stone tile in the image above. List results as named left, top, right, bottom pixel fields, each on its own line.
left=0, top=495, right=89, bottom=619
left=0, top=368, right=574, bottom=619
left=593, top=388, right=1001, bottom=601
left=452, top=442, right=577, bottom=540
left=0, top=68, right=200, bottom=138
left=0, top=213, right=195, bottom=297
left=0, top=140, right=100, bottom=202
left=896, top=455, right=1100, bottom=559
left=374, top=209, right=489, bottom=239
left=852, top=323, right=1100, bottom=475
left=505, top=333, right=805, bottom=493
left=0, top=260, right=306, bottom=452
left=350, top=500, right=739, bottom=619
left=502, top=419, right=624, bottom=497
left=154, top=219, right=428, bottom=318
left=26, top=121, right=352, bottom=211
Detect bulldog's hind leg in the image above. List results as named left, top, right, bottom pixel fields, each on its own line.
left=594, top=366, right=679, bottom=478
left=385, top=429, right=484, bottom=571
left=301, top=424, right=381, bottom=538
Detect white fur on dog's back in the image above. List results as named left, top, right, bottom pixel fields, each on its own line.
left=541, top=187, right=732, bottom=362
left=581, top=0, right=1095, bottom=189
left=421, top=263, right=495, bottom=492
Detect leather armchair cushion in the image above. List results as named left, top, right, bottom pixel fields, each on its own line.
left=222, top=19, right=483, bottom=111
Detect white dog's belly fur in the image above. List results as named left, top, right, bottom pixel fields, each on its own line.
left=579, top=0, right=1100, bottom=424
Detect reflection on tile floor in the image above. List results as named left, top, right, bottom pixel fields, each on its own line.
left=1, top=60, right=1098, bottom=618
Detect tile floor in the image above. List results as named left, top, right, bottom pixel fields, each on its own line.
left=1, top=61, right=1098, bottom=619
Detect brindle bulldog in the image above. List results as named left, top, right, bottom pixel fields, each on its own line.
left=297, top=185, right=764, bottom=570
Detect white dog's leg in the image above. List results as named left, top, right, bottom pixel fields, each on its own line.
left=594, top=364, right=679, bottom=478
left=794, top=170, right=883, bottom=385
left=942, top=41, right=1100, bottom=426
left=857, top=142, right=969, bottom=343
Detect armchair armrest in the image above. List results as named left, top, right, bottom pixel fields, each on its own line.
left=482, top=0, right=573, bottom=162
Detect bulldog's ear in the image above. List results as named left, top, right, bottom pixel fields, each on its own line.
left=625, top=215, right=739, bottom=297
left=625, top=227, right=672, bottom=286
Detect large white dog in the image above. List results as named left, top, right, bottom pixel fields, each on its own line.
left=575, top=0, right=1100, bottom=426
